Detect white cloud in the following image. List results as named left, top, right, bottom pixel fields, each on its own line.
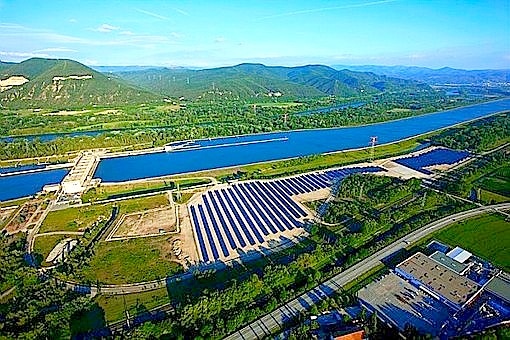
left=214, top=37, right=226, bottom=44
left=257, top=0, right=397, bottom=20
left=94, top=24, right=120, bottom=33
left=0, top=51, right=51, bottom=58
left=33, top=47, right=77, bottom=53
left=174, top=8, right=189, bottom=16
left=69, top=18, right=78, bottom=23
left=134, top=8, right=170, bottom=21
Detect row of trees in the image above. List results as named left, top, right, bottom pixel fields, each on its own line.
left=122, top=176, right=471, bottom=339
left=0, top=232, right=97, bottom=339
left=432, top=113, right=509, bottom=152
left=0, top=91, right=479, bottom=160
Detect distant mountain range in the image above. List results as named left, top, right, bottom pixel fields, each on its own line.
left=115, top=63, right=429, bottom=99
left=2, top=58, right=508, bottom=109
left=332, top=65, right=510, bottom=85
left=0, top=58, right=159, bottom=109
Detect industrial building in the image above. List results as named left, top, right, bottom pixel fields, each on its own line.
left=395, top=252, right=480, bottom=310
left=358, top=246, right=510, bottom=337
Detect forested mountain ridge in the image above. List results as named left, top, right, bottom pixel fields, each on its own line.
left=0, top=58, right=160, bottom=109
left=333, top=64, right=510, bottom=85
left=115, top=63, right=430, bottom=99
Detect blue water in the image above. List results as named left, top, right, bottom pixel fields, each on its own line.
left=95, top=99, right=510, bottom=182
left=0, top=164, right=46, bottom=174
left=2, top=99, right=510, bottom=200
left=0, top=169, right=68, bottom=201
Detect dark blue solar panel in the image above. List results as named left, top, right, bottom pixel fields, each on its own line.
left=207, top=191, right=238, bottom=250
left=316, top=173, right=332, bottom=183
left=272, top=180, right=294, bottom=196
left=202, top=196, right=229, bottom=257
left=265, top=181, right=308, bottom=217
left=259, top=182, right=302, bottom=219
left=190, top=205, right=209, bottom=262
left=237, top=184, right=279, bottom=234
left=252, top=182, right=299, bottom=229
left=229, top=186, right=267, bottom=241
left=293, top=176, right=315, bottom=192
left=394, top=149, right=469, bottom=174
left=285, top=177, right=308, bottom=193
left=197, top=204, right=220, bottom=260
left=305, top=174, right=328, bottom=188
left=245, top=183, right=292, bottom=231
left=220, top=189, right=257, bottom=245
left=280, top=178, right=301, bottom=195
left=300, top=175, right=321, bottom=190
left=214, top=190, right=248, bottom=248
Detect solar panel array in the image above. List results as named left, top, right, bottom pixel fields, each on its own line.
left=395, top=148, right=470, bottom=175
left=189, top=166, right=384, bottom=262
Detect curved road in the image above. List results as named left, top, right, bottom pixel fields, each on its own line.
left=224, top=203, right=510, bottom=340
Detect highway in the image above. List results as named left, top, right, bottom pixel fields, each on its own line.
left=224, top=203, right=510, bottom=340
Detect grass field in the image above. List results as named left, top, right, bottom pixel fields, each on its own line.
left=96, top=288, right=170, bottom=322
left=33, top=234, right=72, bottom=262
left=0, top=197, right=30, bottom=208
left=39, top=204, right=113, bottom=233
left=116, top=194, right=169, bottom=214
left=79, top=236, right=183, bottom=284
left=477, top=165, right=510, bottom=197
left=479, top=189, right=509, bottom=204
left=82, top=177, right=211, bottom=202
left=434, top=213, right=510, bottom=271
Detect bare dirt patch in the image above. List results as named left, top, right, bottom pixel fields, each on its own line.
left=110, top=207, right=177, bottom=239
left=0, top=207, right=17, bottom=228
left=43, top=110, right=91, bottom=116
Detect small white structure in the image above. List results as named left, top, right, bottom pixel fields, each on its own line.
left=61, top=152, right=97, bottom=194
left=446, top=246, right=472, bottom=264
left=43, top=183, right=61, bottom=193
left=46, top=238, right=78, bottom=264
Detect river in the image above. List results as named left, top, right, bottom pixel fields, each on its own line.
left=94, top=98, right=510, bottom=182
left=1, top=98, right=509, bottom=201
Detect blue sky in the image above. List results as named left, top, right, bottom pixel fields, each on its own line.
left=0, top=0, right=508, bottom=69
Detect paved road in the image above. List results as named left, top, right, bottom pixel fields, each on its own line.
left=224, top=203, right=510, bottom=340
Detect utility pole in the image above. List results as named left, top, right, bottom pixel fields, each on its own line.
left=176, top=183, right=182, bottom=201
left=369, top=136, right=378, bottom=161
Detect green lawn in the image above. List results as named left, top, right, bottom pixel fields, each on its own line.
left=0, top=197, right=30, bottom=208
left=479, top=189, right=509, bottom=204
left=116, top=194, right=169, bottom=214
left=33, top=234, right=73, bottom=262
left=434, top=214, right=510, bottom=271
left=79, top=236, right=183, bottom=284
left=96, top=288, right=170, bottom=322
left=478, top=175, right=510, bottom=197
left=40, top=194, right=168, bottom=234
left=83, top=178, right=211, bottom=202
left=39, top=204, right=113, bottom=233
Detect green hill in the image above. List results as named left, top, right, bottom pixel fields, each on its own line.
left=0, top=61, right=16, bottom=73
left=117, top=63, right=429, bottom=99
left=0, top=58, right=161, bottom=109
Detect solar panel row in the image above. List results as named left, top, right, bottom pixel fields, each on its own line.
left=190, top=166, right=385, bottom=262
left=395, top=148, right=470, bottom=174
